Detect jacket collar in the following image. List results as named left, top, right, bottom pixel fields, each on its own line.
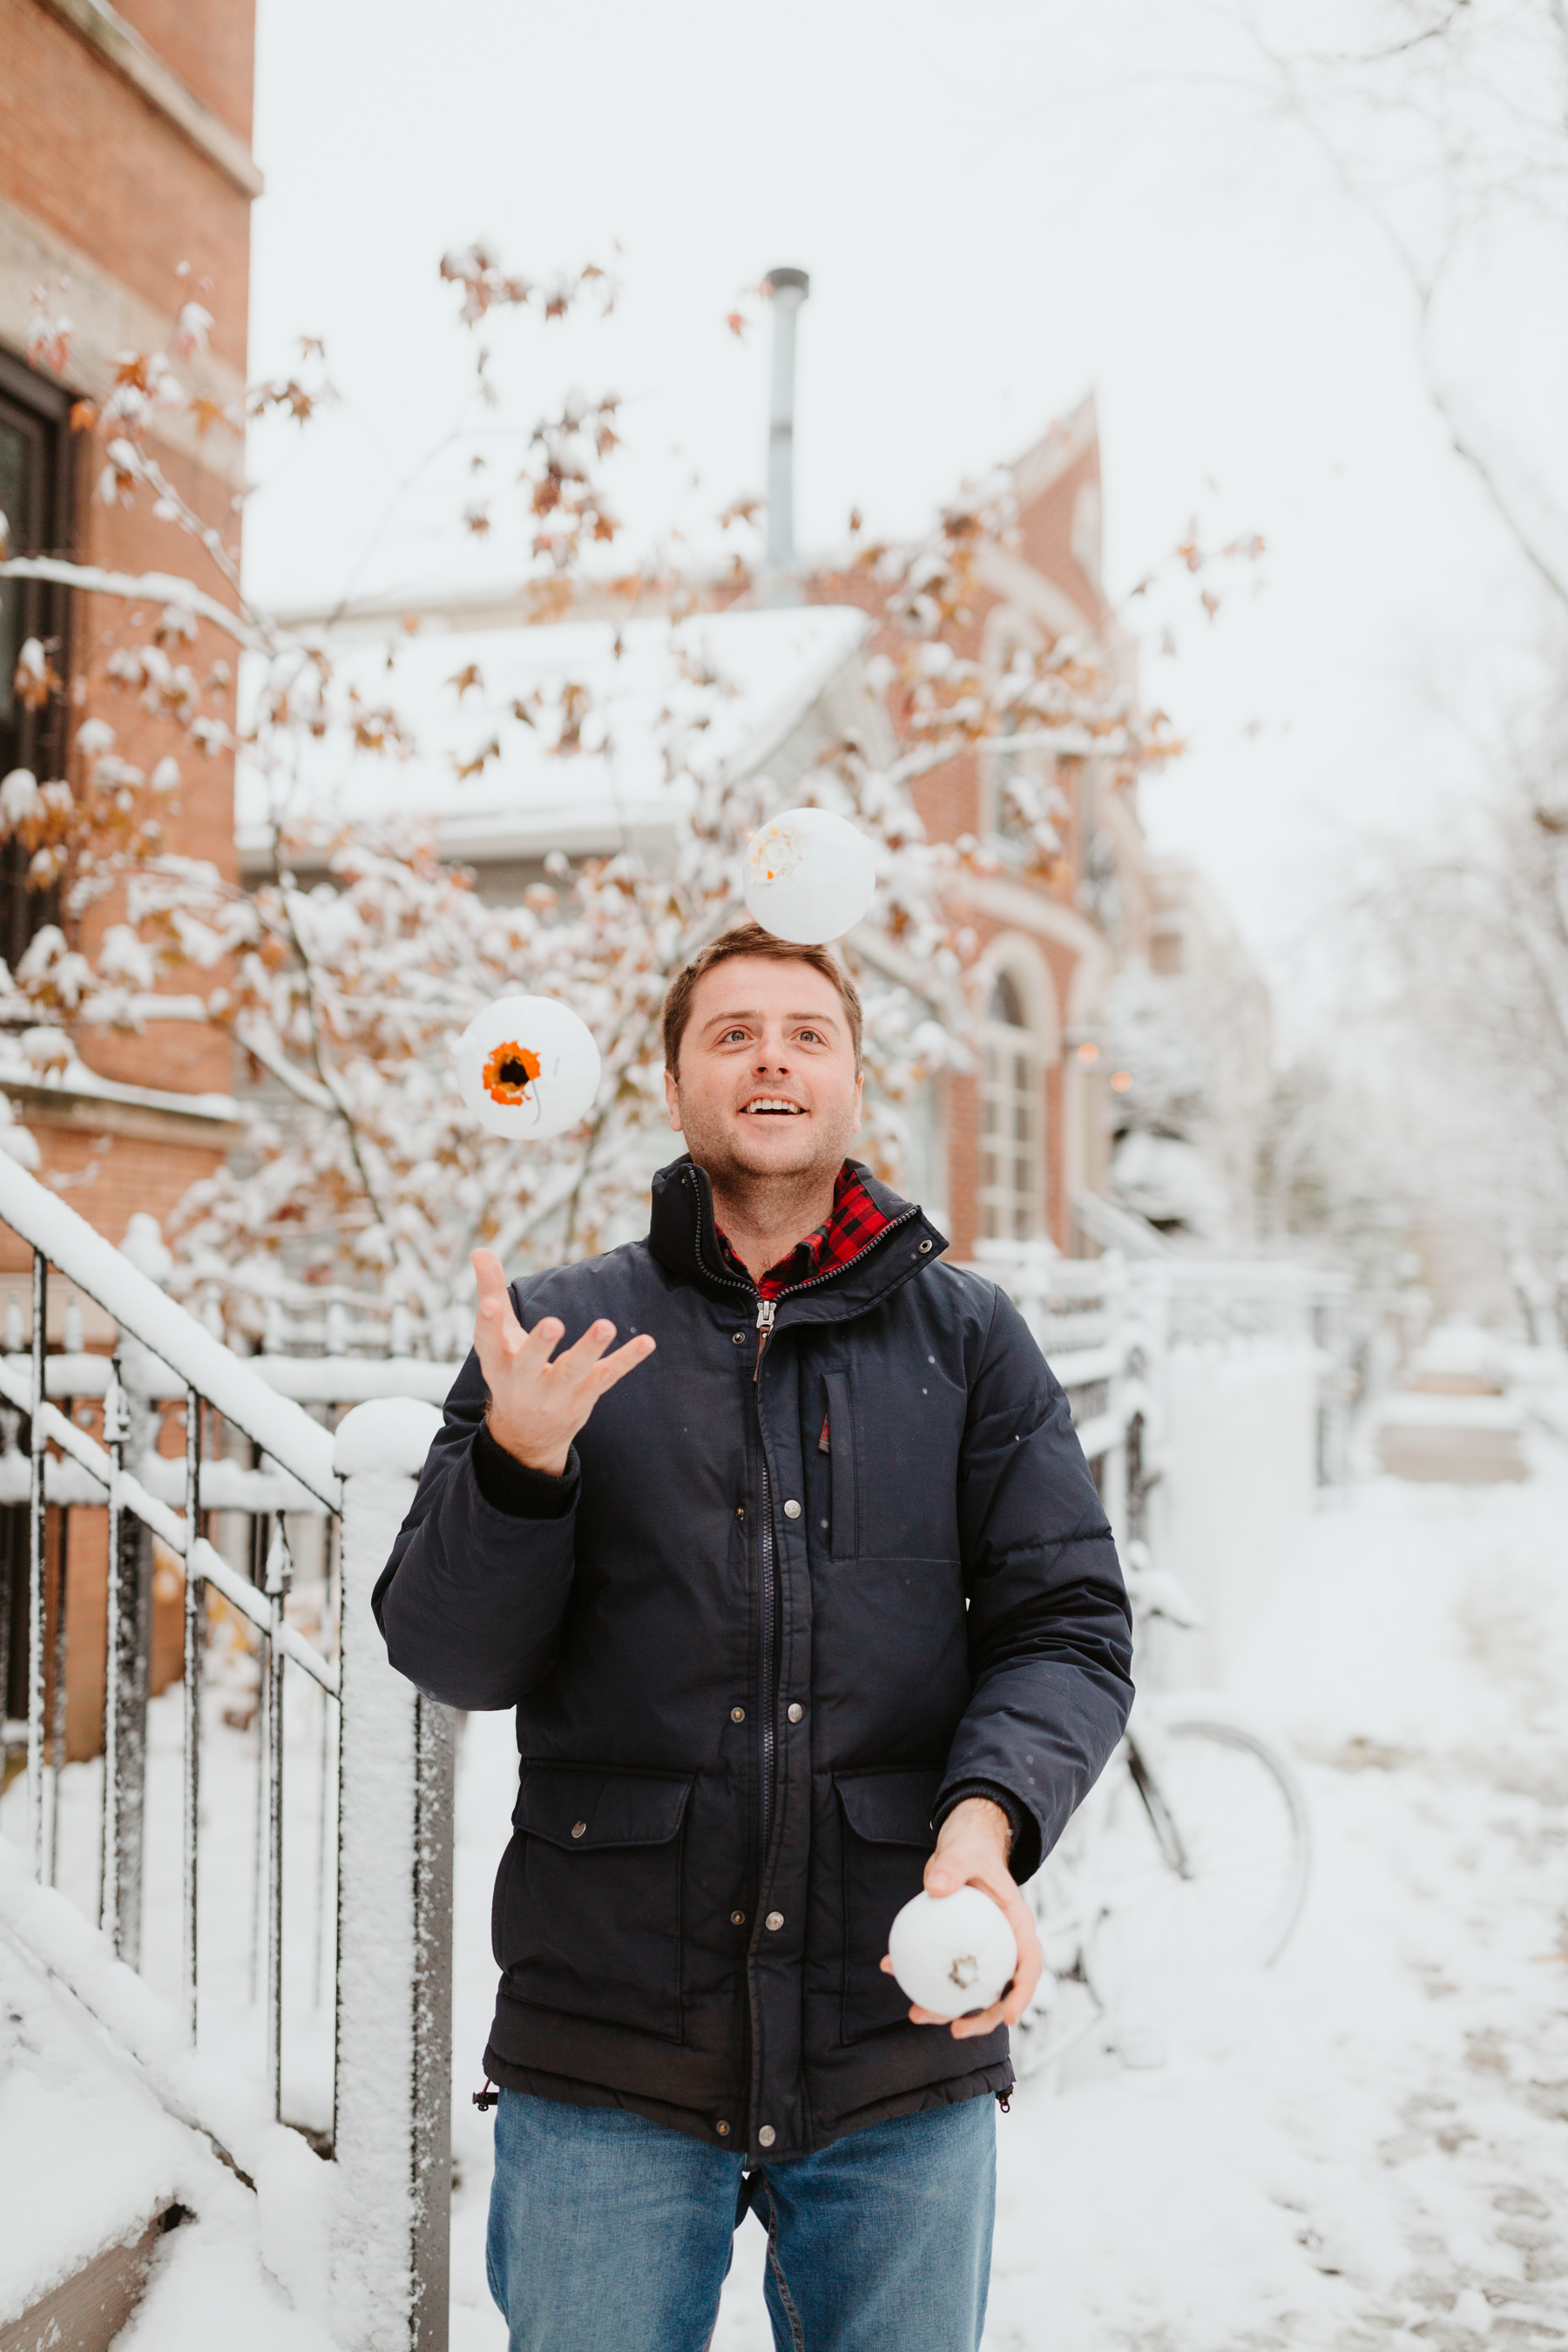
left=648, top=1154, right=949, bottom=1326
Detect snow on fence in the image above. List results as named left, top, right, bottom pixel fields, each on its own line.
left=975, top=1243, right=1351, bottom=1677
left=0, top=1152, right=456, bottom=2352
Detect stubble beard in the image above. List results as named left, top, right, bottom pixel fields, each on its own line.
left=678, top=1095, right=858, bottom=1228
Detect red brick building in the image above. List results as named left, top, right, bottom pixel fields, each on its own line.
left=1, top=0, right=261, bottom=1754
left=1, top=0, right=257, bottom=1241
left=814, top=396, right=1155, bottom=1260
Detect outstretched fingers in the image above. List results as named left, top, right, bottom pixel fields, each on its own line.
left=592, top=1331, right=657, bottom=1392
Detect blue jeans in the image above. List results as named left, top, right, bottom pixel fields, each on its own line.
left=486, top=2088, right=996, bottom=2352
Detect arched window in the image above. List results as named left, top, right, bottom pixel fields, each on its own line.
left=980, top=970, right=1043, bottom=1240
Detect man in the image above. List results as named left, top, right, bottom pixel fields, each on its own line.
left=375, top=922, right=1132, bottom=2352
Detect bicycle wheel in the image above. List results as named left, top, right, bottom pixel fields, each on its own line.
left=1008, top=1966, right=1103, bottom=2081
left=1084, top=1702, right=1311, bottom=2010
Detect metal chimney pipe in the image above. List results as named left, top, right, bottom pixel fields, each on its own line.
left=764, top=267, right=809, bottom=595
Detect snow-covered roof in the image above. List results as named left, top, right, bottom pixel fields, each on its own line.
left=237, top=604, right=872, bottom=868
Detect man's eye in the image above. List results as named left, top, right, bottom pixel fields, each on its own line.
left=798, top=1029, right=823, bottom=1044
left=721, top=1029, right=748, bottom=1044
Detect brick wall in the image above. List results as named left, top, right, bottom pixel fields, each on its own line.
left=1, top=0, right=256, bottom=1251
left=811, top=434, right=1121, bottom=1257
left=0, top=0, right=253, bottom=377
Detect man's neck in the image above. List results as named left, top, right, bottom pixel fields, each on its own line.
left=705, top=1162, right=841, bottom=1287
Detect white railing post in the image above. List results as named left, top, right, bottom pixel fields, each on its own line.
left=331, top=1399, right=452, bottom=2352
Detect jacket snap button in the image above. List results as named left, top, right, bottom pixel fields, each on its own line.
left=917, top=1239, right=933, bottom=1254
left=731, top=1910, right=746, bottom=1925
left=765, top=1910, right=784, bottom=1931
left=716, top=2120, right=731, bottom=2136
left=571, top=1821, right=587, bottom=1839
left=757, top=2126, right=776, bottom=2148
left=730, top=1706, right=746, bottom=1722
left=787, top=1703, right=803, bottom=1724
left=783, top=1499, right=801, bottom=1519
left=732, top=1330, right=747, bottom=1345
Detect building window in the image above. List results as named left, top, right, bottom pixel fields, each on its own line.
left=980, top=970, right=1043, bottom=1240
left=0, top=349, right=71, bottom=973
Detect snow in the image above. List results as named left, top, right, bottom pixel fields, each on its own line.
left=0, top=1866, right=335, bottom=2347
left=108, top=2210, right=338, bottom=2352
left=332, top=1396, right=445, bottom=1478
left=8, top=1429, right=1568, bottom=2347
left=329, top=1445, right=429, bottom=2349
left=0, top=1037, right=238, bottom=1127
left=0, top=1928, right=193, bottom=2318
left=1377, top=1395, right=1524, bottom=1431
left=447, top=1439, right=1568, bottom=2351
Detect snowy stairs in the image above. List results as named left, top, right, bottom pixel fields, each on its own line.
left=0, top=1930, right=195, bottom=2349
left=0, top=2200, right=182, bottom=2352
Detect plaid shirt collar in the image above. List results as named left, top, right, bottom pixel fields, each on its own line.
left=714, top=1162, right=891, bottom=1300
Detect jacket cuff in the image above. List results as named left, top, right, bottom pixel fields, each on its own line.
left=471, top=1423, right=579, bottom=1519
left=933, top=1780, right=1041, bottom=1884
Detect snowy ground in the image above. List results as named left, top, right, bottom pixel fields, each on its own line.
left=5, top=1444, right=1567, bottom=2347
left=450, top=1443, right=1568, bottom=2350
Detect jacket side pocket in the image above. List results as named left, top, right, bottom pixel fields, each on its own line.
left=822, top=1369, right=856, bottom=1559
left=835, top=1767, right=943, bottom=2043
left=501, top=1765, right=693, bottom=2043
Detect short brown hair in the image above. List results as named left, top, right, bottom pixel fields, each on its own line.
left=662, top=921, right=863, bottom=1074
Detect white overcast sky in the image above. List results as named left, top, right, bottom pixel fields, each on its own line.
left=243, top=0, right=1564, bottom=1025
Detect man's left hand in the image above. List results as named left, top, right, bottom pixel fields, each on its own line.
left=879, top=1794, right=1043, bottom=2040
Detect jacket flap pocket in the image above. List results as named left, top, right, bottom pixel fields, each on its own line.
left=517, top=1766, right=692, bottom=1852
left=835, top=1768, right=943, bottom=1848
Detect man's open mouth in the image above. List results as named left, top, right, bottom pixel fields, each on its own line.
left=741, top=1098, right=806, bottom=1115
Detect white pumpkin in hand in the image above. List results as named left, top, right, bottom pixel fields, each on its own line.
left=888, top=1887, right=1018, bottom=2018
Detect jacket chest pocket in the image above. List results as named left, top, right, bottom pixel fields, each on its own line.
left=835, top=1768, right=942, bottom=2044
left=496, top=1765, right=693, bottom=2043
left=820, top=1369, right=856, bottom=1558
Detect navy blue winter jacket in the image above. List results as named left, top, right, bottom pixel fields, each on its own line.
left=374, top=1157, right=1132, bottom=2159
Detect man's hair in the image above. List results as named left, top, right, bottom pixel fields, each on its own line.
left=662, top=921, right=863, bottom=1075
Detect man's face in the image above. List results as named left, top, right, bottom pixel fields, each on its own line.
left=665, top=956, right=862, bottom=1186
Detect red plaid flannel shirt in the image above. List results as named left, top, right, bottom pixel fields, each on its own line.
left=714, top=1161, right=890, bottom=1300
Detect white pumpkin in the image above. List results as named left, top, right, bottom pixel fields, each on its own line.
left=454, top=995, right=601, bottom=1141
left=742, top=806, right=877, bottom=945
left=887, top=1886, right=1018, bottom=2019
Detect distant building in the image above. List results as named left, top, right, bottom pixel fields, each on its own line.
left=808, top=397, right=1146, bottom=1257
left=260, top=396, right=1221, bottom=1265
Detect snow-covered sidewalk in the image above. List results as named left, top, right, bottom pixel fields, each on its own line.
left=7, top=1444, right=1565, bottom=2347
left=448, top=1448, right=1568, bottom=2349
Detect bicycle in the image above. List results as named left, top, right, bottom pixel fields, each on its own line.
left=1010, top=1542, right=1312, bottom=2078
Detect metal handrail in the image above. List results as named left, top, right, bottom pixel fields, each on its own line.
left=0, top=1176, right=456, bottom=2347
left=0, top=1148, right=347, bottom=2102
left=0, top=1153, right=341, bottom=1509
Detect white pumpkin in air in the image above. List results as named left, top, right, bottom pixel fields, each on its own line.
left=742, top=806, right=877, bottom=944
left=888, top=1886, right=1018, bottom=2018
left=455, top=994, right=601, bottom=1140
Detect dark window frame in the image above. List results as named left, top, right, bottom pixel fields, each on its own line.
left=0, top=343, right=76, bottom=970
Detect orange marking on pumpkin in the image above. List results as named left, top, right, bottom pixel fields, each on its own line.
left=482, top=1040, right=543, bottom=1105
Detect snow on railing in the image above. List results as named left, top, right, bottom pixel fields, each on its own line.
left=0, top=1153, right=455, bottom=2351
left=973, top=1240, right=1356, bottom=1555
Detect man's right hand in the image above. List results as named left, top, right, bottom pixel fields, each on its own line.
left=471, top=1248, right=656, bottom=1476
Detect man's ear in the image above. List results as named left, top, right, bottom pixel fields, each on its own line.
left=851, top=1071, right=863, bottom=1136
left=664, top=1066, right=684, bottom=1133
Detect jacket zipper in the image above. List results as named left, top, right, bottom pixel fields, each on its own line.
left=687, top=1187, right=923, bottom=1875
left=756, top=1387, right=777, bottom=1862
